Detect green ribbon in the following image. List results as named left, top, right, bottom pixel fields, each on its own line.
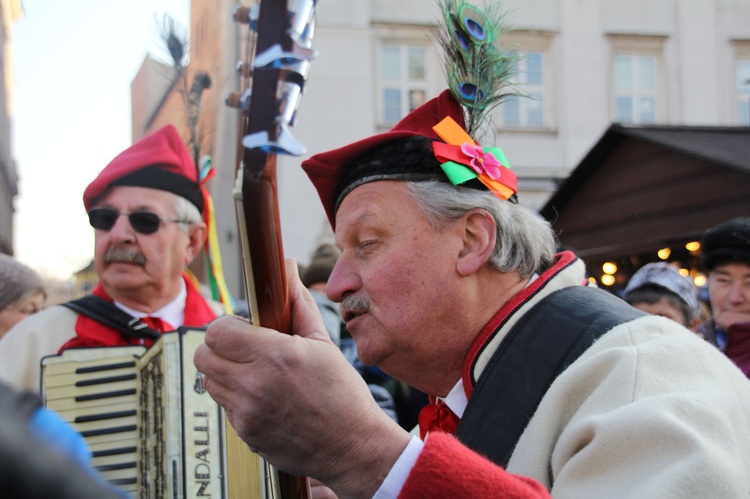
left=438, top=146, right=511, bottom=186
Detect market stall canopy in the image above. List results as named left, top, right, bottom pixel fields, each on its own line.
left=540, top=124, right=750, bottom=286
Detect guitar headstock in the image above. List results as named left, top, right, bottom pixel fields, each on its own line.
left=226, top=0, right=319, bottom=334
left=228, top=0, right=318, bottom=159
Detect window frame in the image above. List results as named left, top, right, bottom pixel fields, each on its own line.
left=379, top=43, right=429, bottom=125
left=374, top=25, right=440, bottom=128
left=733, top=41, right=750, bottom=126
left=608, top=35, right=667, bottom=125
left=494, top=31, right=556, bottom=132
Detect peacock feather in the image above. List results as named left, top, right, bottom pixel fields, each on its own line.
left=434, top=0, right=521, bottom=139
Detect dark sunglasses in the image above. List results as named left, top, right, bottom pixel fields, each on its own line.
left=87, top=208, right=188, bottom=235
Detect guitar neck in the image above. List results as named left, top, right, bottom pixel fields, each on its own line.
left=228, top=1, right=318, bottom=497
left=236, top=149, right=290, bottom=332
left=235, top=0, right=291, bottom=332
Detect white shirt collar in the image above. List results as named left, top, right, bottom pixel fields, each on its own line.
left=114, top=279, right=187, bottom=329
left=438, top=380, right=468, bottom=419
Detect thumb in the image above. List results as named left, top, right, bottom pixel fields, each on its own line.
left=287, top=258, right=333, bottom=342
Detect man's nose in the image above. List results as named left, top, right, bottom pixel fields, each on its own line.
left=326, top=258, right=358, bottom=303
left=107, top=213, right=136, bottom=242
left=727, top=282, right=749, bottom=303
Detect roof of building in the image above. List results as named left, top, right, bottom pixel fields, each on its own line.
left=539, top=124, right=750, bottom=280
left=541, top=124, right=750, bottom=219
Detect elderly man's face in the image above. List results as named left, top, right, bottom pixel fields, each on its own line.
left=327, top=182, right=469, bottom=388
left=92, top=186, right=203, bottom=307
left=708, top=261, right=750, bottom=330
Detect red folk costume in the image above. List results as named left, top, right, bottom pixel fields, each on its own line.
left=77, top=123, right=218, bottom=348
left=0, top=125, right=221, bottom=392
left=59, top=276, right=217, bottom=351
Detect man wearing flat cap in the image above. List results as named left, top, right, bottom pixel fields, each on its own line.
left=194, top=87, right=750, bottom=498
left=697, top=217, right=750, bottom=377
left=0, top=125, right=220, bottom=392
left=194, top=2, right=750, bottom=493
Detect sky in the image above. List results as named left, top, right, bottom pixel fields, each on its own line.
left=10, top=0, right=190, bottom=279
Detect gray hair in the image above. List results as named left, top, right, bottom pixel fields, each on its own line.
left=406, top=181, right=557, bottom=278
left=173, top=195, right=203, bottom=231
left=0, top=254, right=45, bottom=311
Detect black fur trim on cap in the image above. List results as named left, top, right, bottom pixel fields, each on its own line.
left=110, top=165, right=204, bottom=213
left=334, top=136, right=485, bottom=213
left=700, top=217, right=750, bottom=271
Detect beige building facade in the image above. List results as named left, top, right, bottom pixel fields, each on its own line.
left=132, top=0, right=750, bottom=301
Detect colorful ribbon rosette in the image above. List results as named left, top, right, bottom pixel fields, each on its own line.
left=431, top=116, right=518, bottom=202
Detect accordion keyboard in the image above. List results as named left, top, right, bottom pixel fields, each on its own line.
left=42, top=347, right=146, bottom=497
left=42, top=331, right=232, bottom=498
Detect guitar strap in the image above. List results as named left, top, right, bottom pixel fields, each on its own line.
left=61, top=295, right=161, bottom=341
left=456, top=285, right=646, bottom=467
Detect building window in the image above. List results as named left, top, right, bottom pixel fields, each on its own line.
left=609, top=35, right=665, bottom=124
left=502, top=51, right=545, bottom=128
left=613, top=54, right=657, bottom=124
left=380, top=44, right=428, bottom=125
left=495, top=31, right=555, bottom=131
left=737, top=59, right=750, bottom=126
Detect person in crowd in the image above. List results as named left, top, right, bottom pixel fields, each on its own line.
left=622, top=261, right=701, bottom=331
left=0, top=380, right=127, bottom=498
left=303, top=241, right=399, bottom=423
left=0, top=254, right=46, bottom=339
left=0, top=124, right=222, bottom=392
left=194, top=88, right=750, bottom=497
left=696, top=217, right=750, bottom=377
left=302, top=242, right=344, bottom=347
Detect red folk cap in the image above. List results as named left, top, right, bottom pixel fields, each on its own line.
left=301, top=90, right=465, bottom=228
left=83, top=124, right=204, bottom=213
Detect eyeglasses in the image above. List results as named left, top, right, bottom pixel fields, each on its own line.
left=87, top=208, right=188, bottom=235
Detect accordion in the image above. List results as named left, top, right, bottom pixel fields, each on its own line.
left=41, top=328, right=265, bottom=498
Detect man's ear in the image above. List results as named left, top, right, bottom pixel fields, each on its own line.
left=184, top=222, right=207, bottom=264
left=456, top=209, right=496, bottom=276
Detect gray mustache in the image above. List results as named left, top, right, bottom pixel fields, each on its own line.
left=340, top=295, right=370, bottom=316
left=104, top=247, right=147, bottom=265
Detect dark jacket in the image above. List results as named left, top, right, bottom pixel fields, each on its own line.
left=696, top=318, right=719, bottom=346
left=697, top=319, right=750, bottom=378
left=0, top=382, right=124, bottom=498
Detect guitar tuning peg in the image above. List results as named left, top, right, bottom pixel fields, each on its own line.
left=225, top=88, right=252, bottom=112
left=232, top=4, right=259, bottom=31
left=241, top=78, right=306, bottom=156
left=242, top=121, right=306, bottom=157
left=225, top=92, right=241, bottom=109
left=236, top=60, right=252, bottom=79
left=253, top=43, right=317, bottom=70
left=278, top=80, right=303, bottom=127
left=288, top=0, right=317, bottom=48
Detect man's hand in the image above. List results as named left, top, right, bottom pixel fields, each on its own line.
left=194, top=260, right=411, bottom=497
left=310, top=478, right=339, bottom=499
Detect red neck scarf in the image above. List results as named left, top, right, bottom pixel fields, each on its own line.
left=59, top=274, right=217, bottom=352
left=418, top=396, right=461, bottom=440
